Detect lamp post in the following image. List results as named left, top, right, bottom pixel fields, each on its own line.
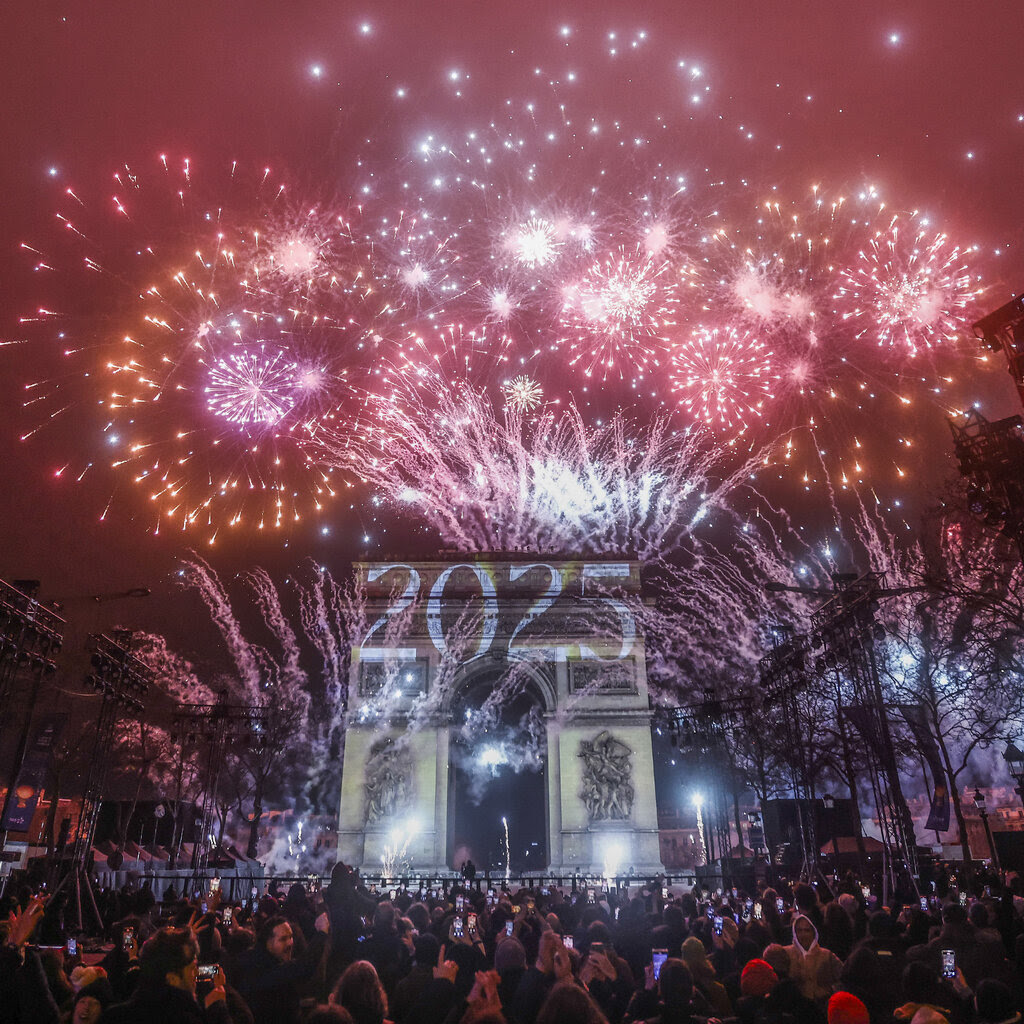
left=973, top=788, right=1001, bottom=875
left=822, top=793, right=840, bottom=877
left=1004, top=741, right=1024, bottom=806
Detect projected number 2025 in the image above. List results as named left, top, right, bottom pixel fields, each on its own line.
left=360, top=562, right=636, bottom=663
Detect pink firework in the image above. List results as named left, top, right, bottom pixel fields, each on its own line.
left=559, top=247, right=678, bottom=379
left=835, top=215, right=984, bottom=354
left=670, top=325, right=776, bottom=433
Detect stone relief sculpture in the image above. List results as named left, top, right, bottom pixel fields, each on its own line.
left=578, top=730, right=634, bottom=821
left=364, top=740, right=412, bottom=824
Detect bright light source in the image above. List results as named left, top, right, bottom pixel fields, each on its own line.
left=601, top=837, right=628, bottom=878
left=691, top=792, right=704, bottom=809
left=480, top=746, right=506, bottom=768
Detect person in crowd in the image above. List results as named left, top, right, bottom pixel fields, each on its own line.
left=6, top=869, right=1024, bottom=1024
left=827, top=990, right=870, bottom=1024
left=69, top=979, right=114, bottom=1024
left=734, top=957, right=778, bottom=1023
left=330, top=960, right=392, bottom=1024
left=974, top=978, right=1021, bottom=1024
left=783, top=913, right=843, bottom=1008
left=510, top=930, right=571, bottom=1024
left=534, top=980, right=609, bottom=1024
left=99, top=927, right=229, bottom=1024
left=679, top=935, right=731, bottom=1018
left=390, top=932, right=441, bottom=1024
left=236, top=914, right=325, bottom=1024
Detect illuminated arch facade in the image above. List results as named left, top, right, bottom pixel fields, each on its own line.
left=336, top=559, right=664, bottom=875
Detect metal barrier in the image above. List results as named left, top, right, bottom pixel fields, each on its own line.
left=144, top=870, right=699, bottom=901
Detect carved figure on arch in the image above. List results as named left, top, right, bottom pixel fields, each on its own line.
left=579, top=730, right=634, bottom=821
left=364, top=740, right=412, bottom=824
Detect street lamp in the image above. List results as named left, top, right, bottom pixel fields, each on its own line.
left=973, top=788, right=1001, bottom=875
left=822, top=794, right=840, bottom=876
left=1004, top=742, right=1024, bottom=805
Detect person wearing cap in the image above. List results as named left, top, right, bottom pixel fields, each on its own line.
left=72, top=978, right=114, bottom=1024
left=680, top=937, right=731, bottom=1019
left=827, top=991, right=870, bottom=1024
left=733, top=958, right=779, bottom=1022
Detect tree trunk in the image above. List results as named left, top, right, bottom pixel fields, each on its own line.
left=247, top=782, right=264, bottom=859
left=837, top=706, right=869, bottom=881
left=216, top=802, right=230, bottom=849
left=934, top=722, right=973, bottom=868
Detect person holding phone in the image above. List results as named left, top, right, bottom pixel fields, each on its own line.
left=579, top=925, right=634, bottom=1023
left=510, top=931, right=572, bottom=1024
left=97, top=928, right=227, bottom=1024
left=623, top=955, right=705, bottom=1024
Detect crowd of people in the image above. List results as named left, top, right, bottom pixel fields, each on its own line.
left=2, top=864, right=1023, bottom=1024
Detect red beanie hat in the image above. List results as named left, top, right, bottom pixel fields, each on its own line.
left=828, top=991, right=870, bottom=1024
left=740, top=958, right=778, bottom=998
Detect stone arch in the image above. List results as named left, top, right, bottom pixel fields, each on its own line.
left=441, top=653, right=557, bottom=718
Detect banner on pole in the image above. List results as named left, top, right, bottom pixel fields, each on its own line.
left=0, top=713, right=68, bottom=832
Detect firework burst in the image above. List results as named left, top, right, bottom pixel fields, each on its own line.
left=558, top=246, right=679, bottom=379
left=836, top=216, right=984, bottom=354
left=11, top=30, right=994, bottom=544
left=669, top=326, right=776, bottom=434
left=204, top=345, right=302, bottom=425
left=501, top=374, right=543, bottom=413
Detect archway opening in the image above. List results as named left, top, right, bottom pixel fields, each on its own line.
left=448, top=669, right=548, bottom=872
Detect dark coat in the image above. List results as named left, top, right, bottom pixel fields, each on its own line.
left=236, top=935, right=323, bottom=1024
left=99, top=983, right=231, bottom=1024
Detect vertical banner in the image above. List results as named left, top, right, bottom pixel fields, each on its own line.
left=899, top=704, right=951, bottom=832
left=0, top=713, right=68, bottom=832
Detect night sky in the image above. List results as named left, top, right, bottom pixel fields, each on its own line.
left=1, top=1, right=1022, bottom=664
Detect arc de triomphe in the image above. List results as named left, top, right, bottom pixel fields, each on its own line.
left=336, top=558, right=664, bottom=875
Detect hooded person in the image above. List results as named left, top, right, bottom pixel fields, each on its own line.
left=784, top=913, right=843, bottom=1008
left=761, top=943, right=825, bottom=1024
left=679, top=937, right=732, bottom=1019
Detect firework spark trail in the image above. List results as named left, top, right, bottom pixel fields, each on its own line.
left=324, top=379, right=775, bottom=557
left=244, top=566, right=308, bottom=696
left=296, top=563, right=350, bottom=712
left=133, top=633, right=218, bottom=704
left=181, top=555, right=263, bottom=695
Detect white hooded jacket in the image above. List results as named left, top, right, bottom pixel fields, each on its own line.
left=784, top=912, right=844, bottom=1006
